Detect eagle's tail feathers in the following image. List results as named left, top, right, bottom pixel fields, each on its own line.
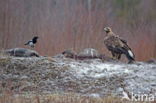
left=120, top=47, right=135, bottom=63
left=128, top=50, right=134, bottom=59
left=126, top=49, right=135, bottom=62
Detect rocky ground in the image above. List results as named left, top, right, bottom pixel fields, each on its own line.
left=0, top=48, right=156, bottom=101
left=0, top=55, right=155, bottom=98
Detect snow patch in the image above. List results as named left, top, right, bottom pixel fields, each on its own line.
left=68, top=62, right=133, bottom=78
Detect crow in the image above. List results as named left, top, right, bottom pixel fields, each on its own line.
left=25, top=36, right=39, bottom=48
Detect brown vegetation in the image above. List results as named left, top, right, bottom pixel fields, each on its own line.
left=0, top=93, right=150, bottom=103
left=0, top=0, right=156, bottom=61
left=0, top=51, right=156, bottom=103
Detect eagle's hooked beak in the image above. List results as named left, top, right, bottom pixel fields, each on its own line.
left=104, top=27, right=111, bottom=33
left=104, top=27, right=107, bottom=31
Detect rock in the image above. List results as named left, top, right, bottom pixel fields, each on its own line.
left=53, top=54, right=65, bottom=58
left=62, top=49, right=77, bottom=58
left=145, top=58, right=156, bottom=64
left=78, top=48, right=100, bottom=57
left=3, top=48, right=39, bottom=57
left=62, top=48, right=116, bottom=62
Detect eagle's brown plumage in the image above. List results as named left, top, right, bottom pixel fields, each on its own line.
left=103, top=27, right=135, bottom=63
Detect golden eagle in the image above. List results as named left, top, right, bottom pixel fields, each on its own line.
left=103, top=27, right=135, bottom=63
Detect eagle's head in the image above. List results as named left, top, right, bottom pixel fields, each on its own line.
left=104, top=27, right=112, bottom=33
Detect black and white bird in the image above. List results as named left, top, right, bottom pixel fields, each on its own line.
left=25, top=36, right=39, bottom=48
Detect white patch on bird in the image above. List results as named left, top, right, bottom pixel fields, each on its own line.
left=29, top=42, right=34, bottom=47
left=29, top=42, right=33, bottom=45
left=128, top=50, right=134, bottom=58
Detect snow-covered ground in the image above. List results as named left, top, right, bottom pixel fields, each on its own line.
left=0, top=56, right=156, bottom=98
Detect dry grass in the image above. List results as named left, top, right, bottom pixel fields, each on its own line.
left=0, top=0, right=156, bottom=61
left=0, top=93, right=151, bottom=103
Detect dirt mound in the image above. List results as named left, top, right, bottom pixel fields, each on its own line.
left=0, top=55, right=156, bottom=99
